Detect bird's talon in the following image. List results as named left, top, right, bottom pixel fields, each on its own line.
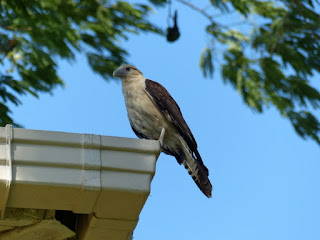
left=159, top=127, right=166, bottom=148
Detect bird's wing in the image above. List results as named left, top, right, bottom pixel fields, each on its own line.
left=145, top=79, right=211, bottom=197
left=145, top=79, right=196, bottom=146
left=145, top=79, right=208, bottom=174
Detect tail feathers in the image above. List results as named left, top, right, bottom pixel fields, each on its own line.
left=179, top=138, right=212, bottom=197
left=183, top=155, right=212, bottom=198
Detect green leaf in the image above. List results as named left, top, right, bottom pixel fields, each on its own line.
left=200, top=48, right=214, bottom=78
left=288, top=111, right=320, bottom=144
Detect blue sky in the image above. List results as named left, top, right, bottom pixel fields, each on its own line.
left=9, top=2, right=320, bottom=240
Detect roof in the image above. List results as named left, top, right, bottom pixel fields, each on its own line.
left=0, top=125, right=160, bottom=240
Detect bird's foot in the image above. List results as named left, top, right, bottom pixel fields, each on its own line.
left=159, top=127, right=166, bottom=148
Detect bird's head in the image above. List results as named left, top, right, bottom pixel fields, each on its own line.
left=113, top=65, right=143, bottom=80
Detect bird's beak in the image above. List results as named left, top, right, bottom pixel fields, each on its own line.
left=113, top=68, right=124, bottom=78
left=112, top=69, right=118, bottom=78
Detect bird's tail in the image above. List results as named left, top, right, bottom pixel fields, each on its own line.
left=180, top=138, right=212, bottom=198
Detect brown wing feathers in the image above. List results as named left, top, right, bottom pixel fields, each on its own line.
left=145, top=79, right=211, bottom=187
left=145, top=79, right=198, bottom=150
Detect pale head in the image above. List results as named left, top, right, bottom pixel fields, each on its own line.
left=113, top=65, right=143, bottom=80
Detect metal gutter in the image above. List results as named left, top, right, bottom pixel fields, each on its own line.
left=0, top=125, right=160, bottom=240
left=0, top=125, right=12, bottom=219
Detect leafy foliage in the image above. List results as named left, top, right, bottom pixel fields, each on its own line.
left=0, top=0, right=161, bottom=126
left=199, top=0, right=320, bottom=144
left=1, top=0, right=320, bottom=145
left=200, top=48, right=214, bottom=78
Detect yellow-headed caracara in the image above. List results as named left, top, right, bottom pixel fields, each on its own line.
left=113, top=65, right=212, bottom=198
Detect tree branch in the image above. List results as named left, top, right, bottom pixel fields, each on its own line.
left=1, top=25, right=32, bottom=31
left=176, top=0, right=215, bottom=24
left=176, top=0, right=250, bottom=30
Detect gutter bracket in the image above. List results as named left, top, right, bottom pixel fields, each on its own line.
left=1, top=124, right=13, bottom=219
left=72, top=134, right=101, bottom=214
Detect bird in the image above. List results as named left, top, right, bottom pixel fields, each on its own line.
left=113, top=65, right=212, bottom=198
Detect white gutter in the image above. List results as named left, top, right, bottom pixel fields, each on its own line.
left=0, top=125, right=12, bottom=219
left=0, top=125, right=160, bottom=240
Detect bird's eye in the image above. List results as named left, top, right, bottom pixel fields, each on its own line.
left=125, top=67, right=130, bottom=71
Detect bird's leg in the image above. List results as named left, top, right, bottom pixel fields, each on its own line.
left=159, top=127, right=166, bottom=148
